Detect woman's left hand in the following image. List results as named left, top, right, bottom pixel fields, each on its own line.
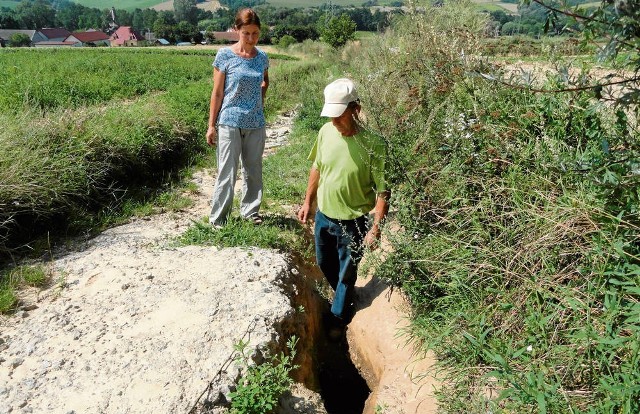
left=206, top=126, right=217, bottom=147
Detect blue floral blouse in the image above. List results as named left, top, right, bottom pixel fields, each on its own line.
left=213, top=47, right=269, bottom=129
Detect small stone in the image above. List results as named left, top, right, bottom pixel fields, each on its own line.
left=11, top=358, right=24, bottom=369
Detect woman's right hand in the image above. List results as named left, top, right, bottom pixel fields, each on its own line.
left=206, top=126, right=217, bottom=147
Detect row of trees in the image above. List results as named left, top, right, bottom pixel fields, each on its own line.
left=487, top=0, right=596, bottom=37
left=0, top=0, right=394, bottom=46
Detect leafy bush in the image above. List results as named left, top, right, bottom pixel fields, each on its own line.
left=229, top=336, right=299, bottom=414
left=9, top=33, right=30, bottom=47
left=278, top=34, right=297, bottom=48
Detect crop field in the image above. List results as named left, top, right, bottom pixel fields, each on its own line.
left=0, top=46, right=301, bottom=254
left=0, top=0, right=18, bottom=8
left=61, top=0, right=165, bottom=10
left=0, top=48, right=216, bottom=113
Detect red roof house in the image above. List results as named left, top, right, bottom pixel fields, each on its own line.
left=66, top=30, right=110, bottom=47
left=211, top=31, right=239, bottom=43
left=109, top=26, right=144, bottom=47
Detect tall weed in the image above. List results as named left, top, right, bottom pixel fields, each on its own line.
left=346, top=0, right=640, bottom=412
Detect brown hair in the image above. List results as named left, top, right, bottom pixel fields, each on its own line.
left=234, top=8, right=261, bottom=30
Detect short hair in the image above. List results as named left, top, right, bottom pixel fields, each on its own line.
left=235, top=8, right=261, bottom=30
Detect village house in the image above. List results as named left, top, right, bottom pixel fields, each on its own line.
left=210, top=31, right=239, bottom=43
left=66, top=30, right=110, bottom=47
left=0, top=29, right=47, bottom=46
left=39, top=28, right=71, bottom=42
left=109, top=26, right=144, bottom=47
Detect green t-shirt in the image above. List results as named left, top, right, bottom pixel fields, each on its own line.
left=309, top=122, right=388, bottom=220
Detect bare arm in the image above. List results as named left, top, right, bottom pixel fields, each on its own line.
left=364, top=190, right=390, bottom=250
left=261, top=69, right=269, bottom=105
left=297, top=166, right=319, bottom=224
left=206, top=67, right=225, bottom=147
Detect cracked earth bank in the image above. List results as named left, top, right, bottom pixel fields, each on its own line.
left=0, top=112, right=438, bottom=414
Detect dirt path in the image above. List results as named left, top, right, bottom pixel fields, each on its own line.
left=0, top=112, right=439, bottom=414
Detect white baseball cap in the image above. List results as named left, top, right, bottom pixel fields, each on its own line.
left=320, top=78, right=359, bottom=117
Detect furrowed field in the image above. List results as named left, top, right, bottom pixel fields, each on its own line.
left=0, top=47, right=299, bottom=257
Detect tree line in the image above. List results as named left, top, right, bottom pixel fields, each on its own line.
left=0, top=0, right=395, bottom=46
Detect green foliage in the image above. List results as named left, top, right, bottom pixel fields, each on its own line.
left=277, top=34, right=296, bottom=48
left=319, top=13, right=357, bottom=49
left=523, top=0, right=640, bottom=107
left=343, top=0, right=640, bottom=412
left=173, top=0, right=197, bottom=25
left=0, top=286, right=17, bottom=314
left=8, top=32, right=30, bottom=46
left=229, top=336, right=299, bottom=414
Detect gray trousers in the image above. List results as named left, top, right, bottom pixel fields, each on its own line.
left=209, top=125, right=266, bottom=226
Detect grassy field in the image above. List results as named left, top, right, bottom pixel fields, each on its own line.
left=0, top=48, right=214, bottom=113
left=65, top=0, right=165, bottom=10
left=0, top=0, right=19, bottom=8
left=0, top=46, right=295, bottom=259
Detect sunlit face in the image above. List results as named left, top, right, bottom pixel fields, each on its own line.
left=236, top=24, right=260, bottom=47
left=331, top=104, right=360, bottom=134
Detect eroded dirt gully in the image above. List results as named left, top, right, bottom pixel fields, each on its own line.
left=0, top=111, right=439, bottom=414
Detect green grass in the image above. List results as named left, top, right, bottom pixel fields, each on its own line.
left=64, top=0, right=167, bottom=11
left=0, top=265, right=49, bottom=313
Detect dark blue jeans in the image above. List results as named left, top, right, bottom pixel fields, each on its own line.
left=314, top=209, right=368, bottom=319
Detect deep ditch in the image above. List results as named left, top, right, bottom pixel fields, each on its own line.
left=278, top=257, right=372, bottom=414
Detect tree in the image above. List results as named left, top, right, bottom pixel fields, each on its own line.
left=174, top=0, right=198, bottom=25
left=141, top=8, right=158, bottom=31
left=9, top=32, right=31, bottom=46
left=320, top=13, right=357, bottom=48
left=174, top=20, right=197, bottom=42
left=0, top=9, right=20, bottom=29
left=153, top=12, right=177, bottom=42
left=132, top=8, right=144, bottom=31
left=15, top=0, right=55, bottom=29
